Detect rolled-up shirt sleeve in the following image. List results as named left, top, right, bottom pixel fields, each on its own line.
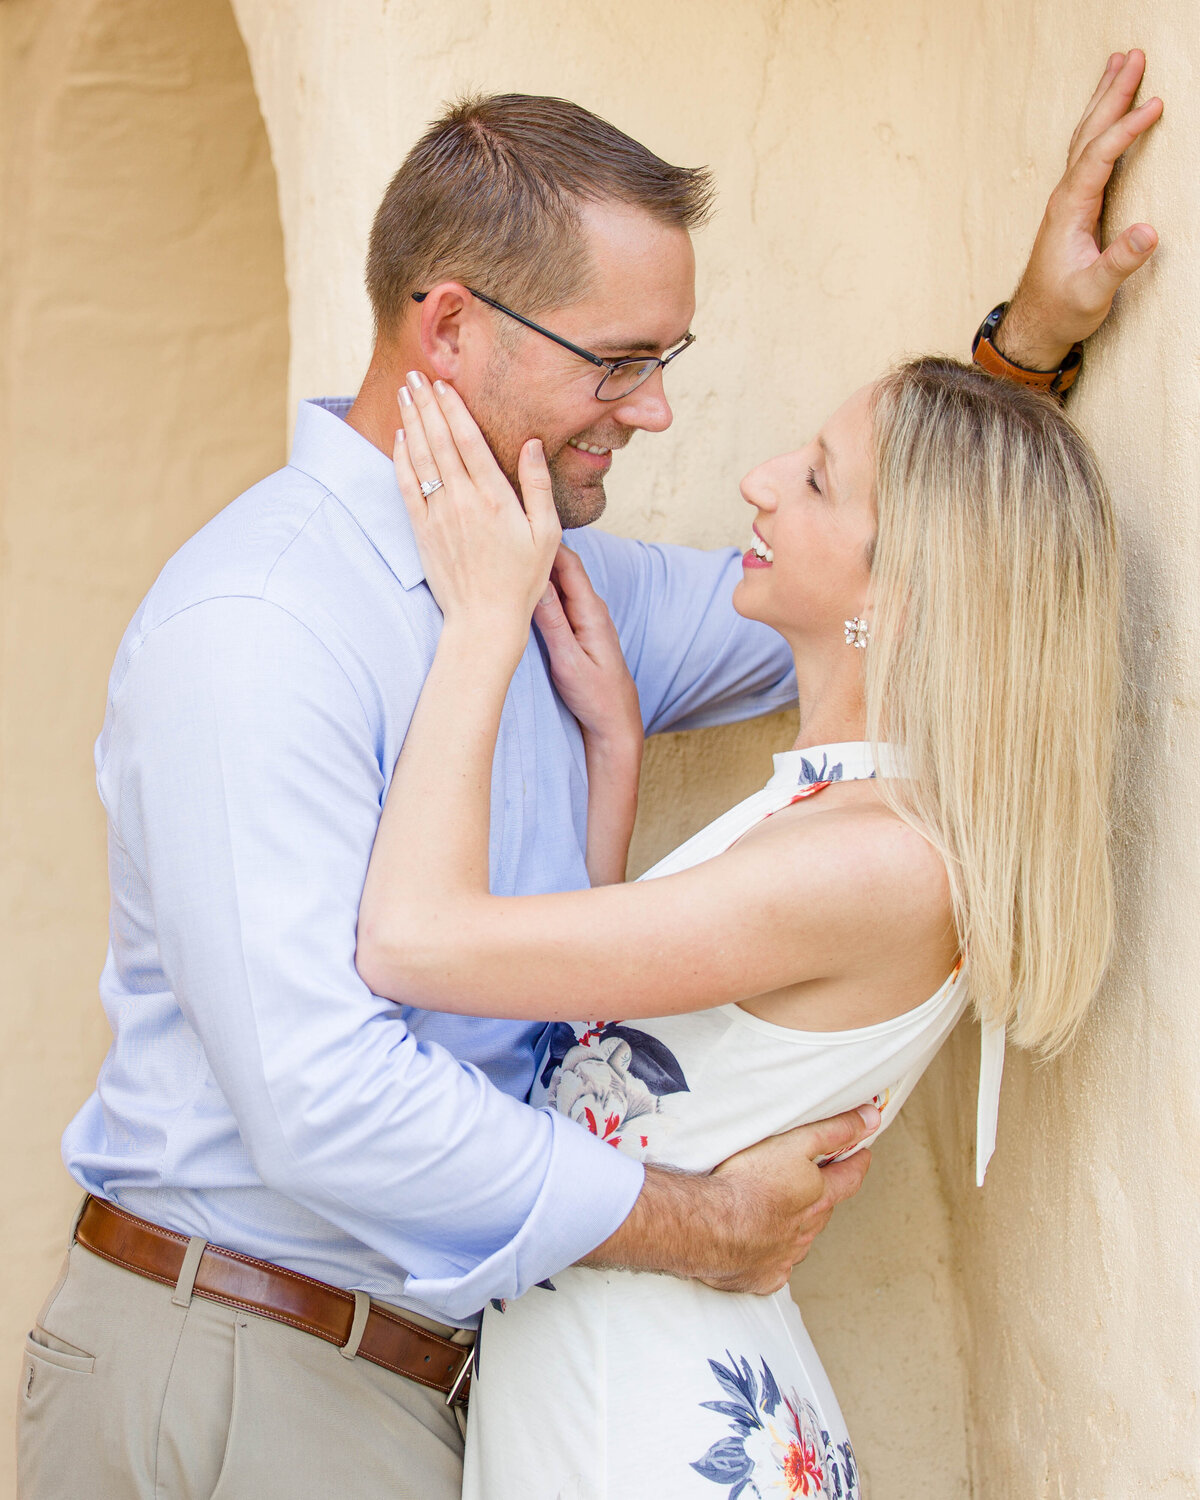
left=567, top=529, right=797, bottom=735
left=101, top=596, right=643, bottom=1320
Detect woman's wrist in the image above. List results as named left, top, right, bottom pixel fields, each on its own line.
left=582, top=722, right=644, bottom=772
left=437, top=614, right=529, bottom=676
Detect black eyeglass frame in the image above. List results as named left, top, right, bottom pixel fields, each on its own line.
left=412, top=288, right=696, bottom=401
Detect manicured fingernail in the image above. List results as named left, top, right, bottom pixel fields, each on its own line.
left=407, top=370, right=425, bottom=390
left=398, top=386, right=413, bottom=408
left=433, top=379, right=447, bottom=395
left=857, top=1104, right=881, bottom=1132
left=395, top=428, right=406, bottom=443
left=1130, top=226, right=1154, bottom=252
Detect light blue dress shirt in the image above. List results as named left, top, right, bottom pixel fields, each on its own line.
left=63, top=398, right=796, bottom=1324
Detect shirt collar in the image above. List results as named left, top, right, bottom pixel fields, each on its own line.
left=288, top=397, right=426, bottom=590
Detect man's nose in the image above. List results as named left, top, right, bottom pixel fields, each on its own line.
left=612, top=369, right=673, bottom=434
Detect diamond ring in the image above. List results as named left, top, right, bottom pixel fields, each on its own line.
left=420, top=478, right=445, bottom=497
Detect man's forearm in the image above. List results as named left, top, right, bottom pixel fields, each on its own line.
left=580, top=1164, right=732, bottom=1280
left=578, top=1106, right=879, bottom=1296
left=991, top=295, right=1076, bottom=374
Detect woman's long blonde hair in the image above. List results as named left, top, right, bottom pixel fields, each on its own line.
left=866, top=358, right=1121, bottom=1055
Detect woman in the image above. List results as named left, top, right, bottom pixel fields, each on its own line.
left=356, top=358, right=1120, bottom=1499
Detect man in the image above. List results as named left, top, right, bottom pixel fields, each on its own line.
left=18, top=55, right=1159, bottom=1500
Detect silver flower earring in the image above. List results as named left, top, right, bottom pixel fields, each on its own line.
left=843, top=617, right=869, bottom=649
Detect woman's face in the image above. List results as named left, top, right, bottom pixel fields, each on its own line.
left=732, top=384, right=876, bottom=646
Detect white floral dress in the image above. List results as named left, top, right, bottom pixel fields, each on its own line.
left=461, top=742, right=998, bottom=1500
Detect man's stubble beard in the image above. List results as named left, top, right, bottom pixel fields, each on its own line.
left=544, top=449, right=608, bottom=531
left=472, top=355, right=609, bottom=532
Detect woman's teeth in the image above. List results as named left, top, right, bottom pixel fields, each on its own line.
left=750, top=535, right=773, bottom=562
left=567, top=438, right=611, bottom=456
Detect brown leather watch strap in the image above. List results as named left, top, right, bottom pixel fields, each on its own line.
left=971, top=301, right=1083, bottom=397
left=75, top=1196, right=472, bottom=1402
left=971, top=333, right=1080, bottom=393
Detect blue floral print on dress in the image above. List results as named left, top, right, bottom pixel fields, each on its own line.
left=490, top=1023, right=690, bottom=1319
left=538, top=1020, right=689, bottom=1149
left=691, top=1351, right=860, bottom=1499
left=797, top=754, right=842, bottom=786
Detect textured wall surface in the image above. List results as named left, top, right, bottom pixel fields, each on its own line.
left=0, top=2, right=288, bottom=1496
left=3, top=0, right=1196, bottom=1496
left=921, top=7, right=1200, bottom=1494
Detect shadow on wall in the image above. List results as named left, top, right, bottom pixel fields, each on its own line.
left=0, top=0, right=288, bottom=1493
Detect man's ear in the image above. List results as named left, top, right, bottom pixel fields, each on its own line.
left=414, top=282, right=482, bottom=382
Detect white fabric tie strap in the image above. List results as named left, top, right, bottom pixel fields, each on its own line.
left=975, top=1018, right=1006, bottom=1186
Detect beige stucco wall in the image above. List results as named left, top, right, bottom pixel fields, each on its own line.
left=0, top=2, right=289, bottom=1496
left=3, top=0, right=1197, bottom=1496
left=923, top=9, right=1200, bottom=1490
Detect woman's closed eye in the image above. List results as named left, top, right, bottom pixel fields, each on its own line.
left=806, top=467, right=822, bottom=494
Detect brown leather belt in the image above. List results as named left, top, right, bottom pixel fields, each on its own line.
left=75, top=1196, right=472, bottom=1404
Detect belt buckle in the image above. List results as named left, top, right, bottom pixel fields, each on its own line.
left=445, top=1344, right=473, bottom=1407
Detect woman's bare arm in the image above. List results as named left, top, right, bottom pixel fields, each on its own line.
left=358, top=780, right=937, bottom=1021
left=356, top=375, right=947, bottom=1026
left=532, top=545, right=644, bottom=887
left=580, top=733, right=641, bottom=886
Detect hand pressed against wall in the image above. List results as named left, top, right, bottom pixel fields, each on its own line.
left=998, top=50, right=1163, bottom=371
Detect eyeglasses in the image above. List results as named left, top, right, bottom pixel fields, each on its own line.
left=411, top=288, right=696, bottom=401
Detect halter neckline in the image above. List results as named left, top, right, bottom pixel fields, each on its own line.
left=767, top=740, right=904, bottom=790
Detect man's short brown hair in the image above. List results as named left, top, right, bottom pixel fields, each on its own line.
left=365, top=93, right=715, bottom=335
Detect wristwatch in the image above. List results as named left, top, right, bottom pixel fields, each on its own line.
left=971, top=302, right=1084, bottom=397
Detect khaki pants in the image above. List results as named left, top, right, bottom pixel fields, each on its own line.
left=16, top=1234, right=468, bottom=1500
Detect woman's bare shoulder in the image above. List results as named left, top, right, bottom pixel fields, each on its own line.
left=730, top=796, right=959, bottom=1028
left=736, top=793, right=954, bottom=942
